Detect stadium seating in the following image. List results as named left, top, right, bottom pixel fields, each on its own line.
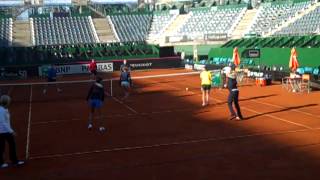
left=0, top=18, right=12, bottom=47
left=148, top=11, right=177, bottom=40
left=247, top=1, right=311, bottom=36
left=176, top=6, right=247, bottom=40
left=274, top=6, right=320, bottom=36
left=110, top=13, right=152, bottom=42
left=32, top=16, right=98, bottom=45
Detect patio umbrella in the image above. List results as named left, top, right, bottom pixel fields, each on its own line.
left=233, top=47, right=240, bottom=66
left=289, top=47, right=299, bottom=72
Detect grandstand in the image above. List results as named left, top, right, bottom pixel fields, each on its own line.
left=148, top=10, right=178, bottom=42
left=0, top=18, right=12, bottom=47
left=246, top=0, right=312, bottom=36
left=273, top=4, right=320, bottom=36
left=32, top=16, right=99, bottom=45
left=0, top=0, right=318, bottom=76
left=1, top=0, right=320, bottom=179
left=175, top=5, right=247, bottom=40
left=110, top=12, right=152, bottom=42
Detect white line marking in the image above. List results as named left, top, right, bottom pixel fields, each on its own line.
left=170, top=81, right=314, bottom=130
left=115, top=98, right=138, bottom=114
left=210, top=91, right=314, bottom=129
left=242, top=107, right=313, bottom=129
left=131, top=71, right=200, bottom=80
left=216, top=90, right=320, bottom=119
left=31, top=108, right=211, bottom=125
left=250, top=99, right=320, bottom=118
left=107, top=92, right=138, bottom=114
left=29, top=128, right=314, bottom=160
left=25, top=85, right=33, bottom=160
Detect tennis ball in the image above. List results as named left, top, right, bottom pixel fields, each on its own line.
left=186, top=87, right=189, bottom=91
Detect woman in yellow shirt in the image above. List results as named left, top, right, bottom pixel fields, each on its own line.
left=200, top=66, right=212, bottom=106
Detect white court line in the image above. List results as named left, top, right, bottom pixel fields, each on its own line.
left=242, top=107, right=313, bottom=129
left=168, top=80, right=314, bottom=130
left=250, top=99, right=320, bottom=119
left=29, top=128, right=316, bottom=160
left=106, top=91, right=138, bottom=114
left=209, top=91, right=314, bottom=129
left=25, top=85, right=33, bottom=160
left=215, top=90, right=320, bottom=119
left=113, top=97, right=138, bottom=114
left=31, top=107, right=214, bottom=125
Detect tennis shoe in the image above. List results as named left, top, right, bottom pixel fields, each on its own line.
left=13, top=161, right=25, bottom=167
left=0, top=163, right=8, bottom=169
left=88, top=123, right=93, bottom=130
left=99, top=127, right=106, bottom=132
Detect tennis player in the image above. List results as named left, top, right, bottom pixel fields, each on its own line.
left=43, top=65, right=62, bottom=94
left=119, top=66, right=132, bottom=100
left=120, top=59, right=131, bottom=72
left=0, top=95, right=25, bottom=168
left=200, top=66, right=212, bottom=106
left=226, top=70, right=244, bottom=120
left=86, top=77, right=105, bottom=132
left=89, top=59, right=97, bottom=80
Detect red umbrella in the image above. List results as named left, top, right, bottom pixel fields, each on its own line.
left=289, top=47, right=299, bottom=72
left=233, top=47, right=240, bottom=66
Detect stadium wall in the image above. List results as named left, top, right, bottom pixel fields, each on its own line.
left=0, top=56, right=182, bottom=79
left=208, top=48, right=320, bottom=69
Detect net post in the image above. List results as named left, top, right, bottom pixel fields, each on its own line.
left=110, top=79, right=113, bottom=97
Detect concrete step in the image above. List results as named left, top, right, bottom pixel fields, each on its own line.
left=232, top=9, right=258, bottom=39
left=12, top=20, right=32, bottom=47
left=92, top=18, right=117, bottom=42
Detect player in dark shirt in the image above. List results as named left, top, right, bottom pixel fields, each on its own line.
left=43, top=65, right=62, bottom=94
left=87, top=77, right=105, bottom=132
left=119, top=67, right=132, bottom=100
left=227, top=70, right=243, bottom=120
left=120, top=59, right=131, bottom=72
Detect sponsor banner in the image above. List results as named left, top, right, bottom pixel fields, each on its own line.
left=193, top=64, right=206, bottom=71
left=0, top=66, right=38, bottom=79
left=184, top=64, right=193, bottom=70
left=38, top=62, right=113, bottom=76
left=113, top=57, right=182, bottom=71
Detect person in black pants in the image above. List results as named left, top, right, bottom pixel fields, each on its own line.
left=227, top=70, right=244, bottom=120
left=86, top=77, right=105, bottom=132
left=0, top=95, right=25, bottom=168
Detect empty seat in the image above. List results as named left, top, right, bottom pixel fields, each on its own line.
left=33, top=16, right=98, bottom=46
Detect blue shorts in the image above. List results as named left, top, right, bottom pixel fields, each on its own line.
left=89, top=99, right=103, bottom=108
left=121, top=81, right=130, bottom=88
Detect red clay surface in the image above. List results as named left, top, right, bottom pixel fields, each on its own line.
left=1, top=68, right=320, bottom=180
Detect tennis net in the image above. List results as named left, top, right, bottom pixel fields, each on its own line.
left=0, top=71, right=202, bottom=103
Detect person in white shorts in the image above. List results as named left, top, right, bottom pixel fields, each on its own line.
left=119, top=67, right=132, bottom=100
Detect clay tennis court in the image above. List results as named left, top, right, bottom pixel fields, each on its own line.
left=1, top=68, right=320, bottom=179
